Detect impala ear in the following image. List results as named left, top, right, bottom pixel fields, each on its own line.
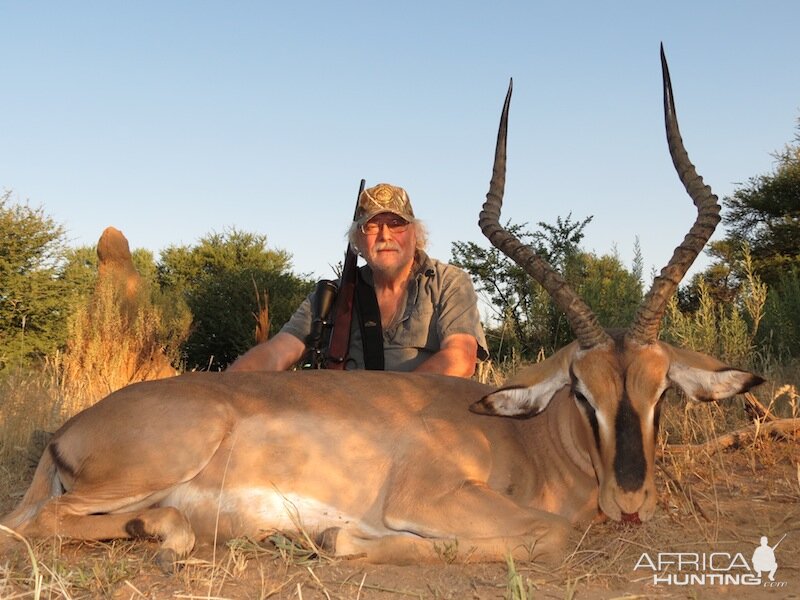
left=470, top=380, right=570, bottom=418
left=666, top=345, right=765, bottom=402
left=470, top=346, right=576, bottom=418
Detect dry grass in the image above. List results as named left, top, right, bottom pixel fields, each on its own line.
left=1, top=364, right=798, bottom=598
left=0, top=363, right=66, bottom=491
left=60, top=277, right=187, bottom=413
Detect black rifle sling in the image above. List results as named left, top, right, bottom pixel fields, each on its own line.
left=355, top=270, right=384, bottom=370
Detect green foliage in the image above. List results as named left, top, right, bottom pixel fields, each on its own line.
left=662, top=250, right=767, bottom=369
left=571, top=252, right=643, bottom=330
left=677, top=251, right=738, bottom=312
left=532, top=213, right=594, bottom=270
left=0, top=199, right=312, bottom=375
left=504, top=554, right=534, bottom=600
left=452, top=222, right=543, bottom=358
left=61, top=246, right=99, bottom=300
left=759, top=268, right=800, bottom=358
left=452, top=215, right=642, bottom=360
left=687, top=124, right=800, bottom=357
left=0, top=192, right=73, bottom=371
left=705, top=126, right=800, bottom=290
left=663, top=281, right=752, bottom=367
left=131, top=248, right=159, bottom=286
left=158, top=228, right=314, bottom=370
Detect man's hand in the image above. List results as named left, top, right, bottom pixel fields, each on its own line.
left=227, top=332, right=306, bottom=372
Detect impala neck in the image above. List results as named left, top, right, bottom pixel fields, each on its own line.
left=550, top=388, right=597, bottom=477
left=514, top=388, right=599, bottom=522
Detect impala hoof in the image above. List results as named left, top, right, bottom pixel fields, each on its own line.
left=317, top=527, right=368, bottom=559
left=154, top=548, right=178, bottom=574
left=317, top=527, right=341, bottom=554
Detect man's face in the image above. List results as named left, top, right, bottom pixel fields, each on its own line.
left=358, top=213, right=417, bottom=279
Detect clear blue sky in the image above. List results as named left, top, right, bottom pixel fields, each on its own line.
left=3, top=2, right=799, bottom=301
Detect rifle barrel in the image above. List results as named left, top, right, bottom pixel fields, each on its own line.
left=771, top=533, right=787, bottom=550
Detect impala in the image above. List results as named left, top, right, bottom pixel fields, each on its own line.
left=1, top=48, right=763, bottom=570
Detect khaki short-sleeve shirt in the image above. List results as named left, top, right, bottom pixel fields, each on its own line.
left=281, top=252, right=488, bottom=371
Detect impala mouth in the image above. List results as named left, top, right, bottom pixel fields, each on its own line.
left=620, top=512, right=642, bottom=525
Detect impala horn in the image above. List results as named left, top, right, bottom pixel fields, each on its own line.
left=479, top=79, right=610, bottom=350
left=627, top=45, right=722, bottom=346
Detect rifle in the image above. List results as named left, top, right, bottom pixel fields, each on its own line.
left=772, top=533, right=787, bottom=550
left=303, top=279, right=338, bottom=368
left=324, top=178, right=366, bottom=369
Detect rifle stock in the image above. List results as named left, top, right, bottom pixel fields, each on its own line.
left=324, top=179, right=366, bottom=369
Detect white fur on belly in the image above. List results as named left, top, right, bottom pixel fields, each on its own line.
left=160, top=485, right=385, bottom=538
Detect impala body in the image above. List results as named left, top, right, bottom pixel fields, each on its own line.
left=3, top=372, right=581, bottom=566
left=1, top=48, right=763, bottom=568
left=1, top=356, right=759, bottom=568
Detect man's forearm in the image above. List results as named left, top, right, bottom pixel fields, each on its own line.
left=413, top=334, right=478, bottom=378
left=228, top=332, right=306, bottom=372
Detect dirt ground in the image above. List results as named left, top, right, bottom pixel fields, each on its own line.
left=2, top=444, right=798, bottom=600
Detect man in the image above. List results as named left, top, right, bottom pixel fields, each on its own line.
left=752, top=536, right=779, bottom=582
left=229, top=183, right=488, bottom=377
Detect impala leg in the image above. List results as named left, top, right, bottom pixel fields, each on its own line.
left=323, top=479, right=571, bottom=564
left=324, top=527, right=568, bottom=565
left=13, top=496, right=195, bottom=572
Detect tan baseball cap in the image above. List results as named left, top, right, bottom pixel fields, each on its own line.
left=355, top=183, right=415, bottom=225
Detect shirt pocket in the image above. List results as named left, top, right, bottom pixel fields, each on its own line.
left=387, top=299, right=438, bottom=352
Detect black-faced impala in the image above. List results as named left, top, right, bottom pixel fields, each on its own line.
left=1, top=48, right=763, bottom=570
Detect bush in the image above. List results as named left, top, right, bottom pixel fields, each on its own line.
left=759, top=268, right=800, bottom=359
left=662, top=251, right=767, bottom=370
left=158, top=229, right=314, bottom=370
left=0, top=192, right=75, bottom=373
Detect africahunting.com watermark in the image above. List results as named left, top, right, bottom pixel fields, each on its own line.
left=633, top=534, right=789, bottom=588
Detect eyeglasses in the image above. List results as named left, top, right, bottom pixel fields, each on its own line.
left=360, top=218, right=410, bottom=235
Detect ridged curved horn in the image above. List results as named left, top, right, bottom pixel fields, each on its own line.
left=479, top=79, right=610, bottom=350
left=628, top=46, right=722, bottom=345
